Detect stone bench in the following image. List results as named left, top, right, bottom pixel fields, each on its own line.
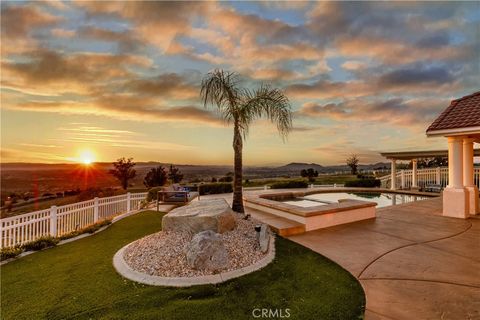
left=162, top=199, right=236, bottom=234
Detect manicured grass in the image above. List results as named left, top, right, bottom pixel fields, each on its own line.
left=1, top=210, right=365, bottom=320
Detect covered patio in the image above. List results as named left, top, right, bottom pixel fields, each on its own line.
left=426, top=91, right=480, bottom=218
left=381, top=91, right=480, bottom=219
left=380, top=149, right=480, bottom=192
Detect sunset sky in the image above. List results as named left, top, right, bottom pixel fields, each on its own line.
left=1, top=1, right=479, bottom=165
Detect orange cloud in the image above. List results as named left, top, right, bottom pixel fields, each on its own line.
left=78, top=1, right=210, bottom=51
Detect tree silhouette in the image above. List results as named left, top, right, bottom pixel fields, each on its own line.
left=168, top=165, right=184, bottom=183
left=301, top=168, right=319, bottom=182
left=346, top=154, right=360, bottom=175
left=109, top=158, right=136, bottom=190
left=144, top=166, right=168, bottom=188
left=201, top=69, right=292, bottom=213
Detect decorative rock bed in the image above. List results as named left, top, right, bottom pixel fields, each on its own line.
left=113, top=200, right=275, bottom=287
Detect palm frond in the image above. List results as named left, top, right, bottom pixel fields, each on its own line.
left=200, top=69, right=240, bottom=122
left=242, top=84, right=293, bottom=140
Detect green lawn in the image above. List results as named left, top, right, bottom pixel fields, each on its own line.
left=1, top=210, right=365, bottom=320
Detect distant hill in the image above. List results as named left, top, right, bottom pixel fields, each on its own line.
left=1, top=161, right=391, bottom=195
left=274, top=162, right=325, bottom=172
left=273, top=162, right=390, bottom=174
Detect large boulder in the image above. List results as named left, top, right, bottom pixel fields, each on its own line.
left=185, top=230, right=228, bottom=271
left=162, top=199, right=236, bottom=234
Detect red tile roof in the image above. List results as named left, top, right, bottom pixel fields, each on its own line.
left=427, top=91, right=480, bottom=133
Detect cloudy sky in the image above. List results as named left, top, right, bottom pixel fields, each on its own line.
left=1, top=1, right=479, bottom=165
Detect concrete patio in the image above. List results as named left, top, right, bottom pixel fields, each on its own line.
left=288, top=197, right=480, bottom=320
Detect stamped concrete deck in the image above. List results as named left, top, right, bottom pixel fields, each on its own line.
left=288, top=197, right=480, bottom=320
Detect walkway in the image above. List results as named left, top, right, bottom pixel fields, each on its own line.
left=288, top=197, right=480, bottom=320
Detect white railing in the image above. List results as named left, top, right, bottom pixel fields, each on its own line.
left=379, top=167, right=480, bottom=190
left=243, top=184, right=344, bottom=191
left=1, top=192, right=147, bottom=248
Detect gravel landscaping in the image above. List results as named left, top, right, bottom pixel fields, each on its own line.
left=123, top=216, right=268, bottom=277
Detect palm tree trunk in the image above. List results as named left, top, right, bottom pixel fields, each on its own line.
left=232, top=120, right=245, bottom=213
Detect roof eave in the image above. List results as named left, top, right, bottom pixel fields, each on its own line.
left=426, top=126, right=480, bottom=137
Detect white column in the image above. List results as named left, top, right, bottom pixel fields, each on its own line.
left=401, top=170, right=405, bottom=189
left=390, top=159, right=397, bottom=190
left=412, top=159, right=418, bottom=188
left=463, top=138, right=478, bottom=215
left=443, top=136, right=468, bottom=218
left=463, top=138, right=474, bottom=186
left=448, top=137, right=463, bottom=188
left=50, top=206, right=58, bottom=237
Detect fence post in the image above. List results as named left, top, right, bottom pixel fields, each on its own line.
left=436, top=167, right=441, bottom=185
left=94, top=197, right=99, bottom=222
left=264, top=185, right=268, bottom=190
left=50, top=206, right=57, bottom=237
left=401, top=170, right=405, bottom=189
left=127, top=192, right=131, bottom=213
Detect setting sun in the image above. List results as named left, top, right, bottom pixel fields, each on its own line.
left=79, top=150, right=95, bottom=165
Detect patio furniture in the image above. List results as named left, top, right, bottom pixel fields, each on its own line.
left=423, top=184, right=443, bottom=193
left=156, top=184, right=199, bottom=209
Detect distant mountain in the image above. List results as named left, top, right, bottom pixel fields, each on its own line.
left=273, top=162, right=390, bottom=174
left=274, top=162, right=325, bottom=172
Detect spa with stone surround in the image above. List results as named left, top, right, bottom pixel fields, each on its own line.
left=244, top=189, right=379, bottom=232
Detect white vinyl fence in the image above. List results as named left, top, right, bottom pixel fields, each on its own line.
left=379, top=167, right=480, bottom=190
left=1, top=192, right=147, bottom=248
left=243, top=184, right=344, bottom=191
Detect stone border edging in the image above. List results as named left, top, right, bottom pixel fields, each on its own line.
left=113, top=235, right=276, bottom=287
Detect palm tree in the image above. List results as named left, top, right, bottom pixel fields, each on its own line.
left=201, top=69, right=293, bottom=213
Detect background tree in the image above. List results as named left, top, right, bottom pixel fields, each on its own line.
left=201, top=69, right=293, bottom=213
left=219, top=172, right=234, bottom=182
left=301, top=168, right=319, bottom=182
left=143, top=166, right=168, bottom=188
left=411, top=157, right=448, bottom=169
left=168, top=165, right=184, bottom=183
left=346, top=154, right=360, bottom=175
left=109, top=158, right=136, bottom=190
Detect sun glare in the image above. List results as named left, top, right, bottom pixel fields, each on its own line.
left=79, top=150, right=95, bottom=165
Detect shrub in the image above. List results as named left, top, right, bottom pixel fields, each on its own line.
left=218, top=176, right=233, bottom=182
left=83, top=219, right=111, bottom=234
left=344, top=178, right=381, bottom=188
left=22, top=236, right=59, bottom=251
left=57, top=219, right=112, bottom=240
left=198, top=183, right=233, bottom=195
left=270, top=180, right=309, bottom=189
left=147, top=186, right=165, bottom=202
left=58, top=231, right=81, bottom=241
left=1, top=246, right=23, bottom=261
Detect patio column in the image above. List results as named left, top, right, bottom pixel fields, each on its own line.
left=390, top=159, right=397, bottom=190
left=412, top=159, right=418, bottom=189
left=443, top=136, right=468, bottom=218
left=463, top=138, right=478, bottom=215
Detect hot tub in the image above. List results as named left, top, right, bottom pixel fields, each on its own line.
left=244, top=188, right=435, bottom=232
